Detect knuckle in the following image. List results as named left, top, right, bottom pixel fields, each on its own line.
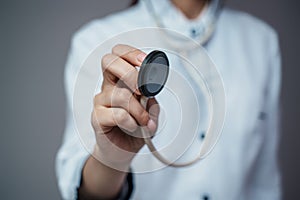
left=92, top=108, right=102, bottom=125
left=111, top=88, right=129, bottom=106
left=93, top=93, right=104, bottom=107
left=118, top=89, right=131, bottom=102
left=122, top=69, right=138, bottom=89
left=116, top=109, right=128, bottom=124
left=112, top=44, right=123, bottom=55
left=131, top=48, right=142, bottom=56
left=129, top=122, right=138, bottom=132
left=101, top=53, right=114, bottom=70
left=92, top=110, right=99, bottom=123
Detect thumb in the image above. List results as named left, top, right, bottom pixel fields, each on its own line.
left=146, top=98, right=160, bottom=133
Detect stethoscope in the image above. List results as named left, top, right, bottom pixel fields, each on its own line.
left=138, top=50, right=206, bottom=167
left=137, top=0, right=222, bottom=167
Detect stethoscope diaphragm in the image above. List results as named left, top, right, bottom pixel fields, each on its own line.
left=138, top=50, right=169, bottom=97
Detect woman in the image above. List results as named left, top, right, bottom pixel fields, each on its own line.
left=56, top=0, right=281, bottom=199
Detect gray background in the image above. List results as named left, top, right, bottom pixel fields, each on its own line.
left=0, top=0, right=299, bottom=199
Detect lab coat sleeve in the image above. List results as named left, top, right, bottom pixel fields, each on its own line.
left=55, top=25, right=134, bottom=199
left=245, top=31, right=282, bottom=199
left=55, top=32, right=91, bottom=200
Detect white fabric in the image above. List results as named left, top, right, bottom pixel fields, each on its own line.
left=55, top=0, right=281, bottom=199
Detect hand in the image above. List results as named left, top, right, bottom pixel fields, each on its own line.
left=91, top=44, right=159, bottom=170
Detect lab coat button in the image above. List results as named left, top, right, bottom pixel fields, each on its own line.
left=191, top=26, right=204, bottom=37
left=191, top=28, right=198, bottom=37
left=259, top=111, right=267, bottom=120
left=200, top=131, right=206, bottom=140
left=202, top=194, right=210, bottom=200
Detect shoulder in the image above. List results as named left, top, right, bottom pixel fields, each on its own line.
left=219, top=7, right=279, bottom=45
left=71, top=4, right=145, bottom=52
left=221, top=7, right=277, bottom=36
left=214, top=7, right=280, bottom=63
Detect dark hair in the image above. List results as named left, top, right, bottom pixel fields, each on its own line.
left=130, top=0, right=138, bottom=6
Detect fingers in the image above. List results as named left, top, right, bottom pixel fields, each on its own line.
left=112, top=44, right=147, bottom=66
left=94, top=44, right=160, bottom=136
left=93, top=107, right=138, bottom=133
left=93, top=97, right=159, bottom=136
left=101, top=44, right=147, bottom=93
left=94, top=88, right=149, bottom=126
left=101, top=53, right=139, bottom=93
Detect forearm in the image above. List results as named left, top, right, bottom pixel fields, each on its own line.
left=78, top=155, right=128, bottom=199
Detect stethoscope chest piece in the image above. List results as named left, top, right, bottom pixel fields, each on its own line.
left=138, top=50, right=169, bottom=97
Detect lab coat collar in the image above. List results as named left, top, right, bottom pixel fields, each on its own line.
left=140, top=0, right=221, bottom=44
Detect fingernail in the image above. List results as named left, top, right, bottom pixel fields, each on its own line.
left=147, top=119, right=156, bottom=132
left=137, top=53, right=146, bottom=63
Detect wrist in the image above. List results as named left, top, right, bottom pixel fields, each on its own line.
left=79, top=155, right=128, bottom=199
left=93, top=144, right=133, bottom=172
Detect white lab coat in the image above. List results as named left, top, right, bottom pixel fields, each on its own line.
left=56, top=0, right=281, bottom=199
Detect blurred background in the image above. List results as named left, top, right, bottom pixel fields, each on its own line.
left=0, top=0, right=299, bottom=199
